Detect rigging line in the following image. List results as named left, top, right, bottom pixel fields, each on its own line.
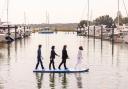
left=7, top=0, right=9, bottom=25
left=122, top=0, right=128, bottom=17
left=87, top=0, right=89, bottom=26
left=79, top=0, right=87, bottom=21
left=80, top=4, right=87, bottom=20
left=1, top=0, right=7, bottom=19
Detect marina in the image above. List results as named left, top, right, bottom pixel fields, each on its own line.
left=0, top=0, right=128, bottom=89
left=0, top=25, right=32, bottom=42
left=0, top=32, right=128, bottom=89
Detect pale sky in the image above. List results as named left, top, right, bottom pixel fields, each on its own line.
left=0, top=0, right=128, bottom=24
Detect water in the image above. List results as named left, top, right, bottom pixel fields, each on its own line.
left=0, top=32, right=128, bottom=89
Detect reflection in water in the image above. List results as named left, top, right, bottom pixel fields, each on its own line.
left=23, top=37, right=26, bottom=47
left=1, top=32, right=128, bottom=89
left=61, top=73, right=67, bottom=89
left=35, top=73, right=43, bottom=89
left=93, top=38, right=95, bottom=52
left=101, top=40, right=103, bottom=64
left=0, top=43, right=6, bottom=49
left=116, top=44, right=120, bottom=67
left=101, top=40, right=103, bottom=54
left=7, top=43, right=11, bottom=60
left=75, top=73, right=83, bottom=88
left=15, top=40, right=17, bottom=51
left=0, top=53, right=4, bottom=59
left=112, top=42, right=114, bottom=65
left=49, top=73, right=55, bottom=89
left=19, top=39, right=23, bottom=48
left=0, top=84, right=3, bottom=89
left=87, top=39, right=89, bottom=64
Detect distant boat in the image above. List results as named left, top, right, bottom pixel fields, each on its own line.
left=38, top=27, right=54, bottom=34
left=0, top=25, right=14, bottom=42
left=113, top=0, right=128, bottom=43
left=38, top=11, right=54, bottom=34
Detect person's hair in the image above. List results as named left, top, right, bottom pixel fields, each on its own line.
left=79, top=46, right=83, bottom=50
left=51, top=46, right=55, bottom=49
left=38, top=44, right=42, bottom=48
left=63, top=45, right=67, bottom=49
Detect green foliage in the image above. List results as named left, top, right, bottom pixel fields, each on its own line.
left=122, top=17, right=128, bottom=24
left=78, top=20, right=93, bottom=28
left=78, top=12, right=128, bottom=28
left=93, top=15, right=113, bottom=27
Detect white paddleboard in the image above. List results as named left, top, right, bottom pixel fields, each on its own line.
left=33, top=68, right=89, bottom=73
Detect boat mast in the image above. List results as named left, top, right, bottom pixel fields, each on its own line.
left=46, top=11, right=49, bottom=27
left=87, top=0, right=89, bottom=26
left=7, top=0, right=9, bottom=25
left=24, top=11, right=26, bottom=25
left=117, top=0, right=119, bottom=28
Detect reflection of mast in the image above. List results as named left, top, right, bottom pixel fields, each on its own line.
left=7, top=43, right=10, bottom=59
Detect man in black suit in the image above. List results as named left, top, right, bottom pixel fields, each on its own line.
left=35, top=44, right=44, bottom=70
left=58, top=45, right=69, bottom=70
left=49, top=46, right=59, bottom=70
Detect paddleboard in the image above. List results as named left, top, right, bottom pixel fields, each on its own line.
left=33, top=68, right=89, bottom=73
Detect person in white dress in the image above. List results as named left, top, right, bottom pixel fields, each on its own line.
left=75, top=46, right=83, bottom=69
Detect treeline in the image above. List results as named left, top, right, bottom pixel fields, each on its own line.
left=78, top=13, right=128, bottom=28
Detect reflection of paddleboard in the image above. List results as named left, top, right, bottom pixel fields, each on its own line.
left=33, top=68, right=89, bottom=73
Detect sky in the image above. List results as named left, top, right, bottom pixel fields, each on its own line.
left=0, top=0, right=128, bottom=24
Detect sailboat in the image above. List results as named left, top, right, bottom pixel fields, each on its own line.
left=0, top=0, right=14, bottom=42
left=38, top=11, right=54, bottom=34
left=122, top=0, right=128, bottom=43
left=112, top=0, right=128, bottom=43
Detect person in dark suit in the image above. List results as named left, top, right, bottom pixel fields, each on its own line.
left=49, top=46, right=59, bottom=70
left=35, top=44, right=44, bottom=70
left=58, top=45, right=69, bottom=70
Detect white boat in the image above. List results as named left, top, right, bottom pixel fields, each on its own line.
left=122, top=25, right=128, bottom=43
left=24, top=27, right=32, bottom=37
left=0, top=28, right=14, bottom=42
left=9, top=28, right=23, bottom=39
left=112, top=0, right=128, bottom=43
left=107, top=25, right=128, bottom=43
left=38, top=11, right=54, bottom=34
left=38, top=27, right=54, bottom=34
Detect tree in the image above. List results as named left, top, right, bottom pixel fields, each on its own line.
left=93, top=15, right=113, bottom=27
left=78, top=20, right=93, bottom=28
left=122, top=17, right=128, bottom=24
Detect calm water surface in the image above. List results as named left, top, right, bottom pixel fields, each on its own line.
left=0, top=32, right=128, bottom=89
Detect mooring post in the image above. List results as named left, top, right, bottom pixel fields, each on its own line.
left=94, top=25, right=95, bottom=39
left=101, top=25, right=103, bottom=41
left=24, top=26, right=25, bottom=37
left=112, top=25, right=114, bottom=43
left=15, top=26, right=17, bottom=39
left=7, top=25, right=10, bottom=35
left=88, top=26, right=89, bottom=38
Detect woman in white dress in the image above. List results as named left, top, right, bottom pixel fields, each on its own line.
left=75, top=46, right=83, bottom=69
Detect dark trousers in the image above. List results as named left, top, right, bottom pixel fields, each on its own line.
left=35, top=58, right=44, bottom=69
left=49, top=58, right=55, bottom=69
left=58, top=58, right=67, bottom=69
